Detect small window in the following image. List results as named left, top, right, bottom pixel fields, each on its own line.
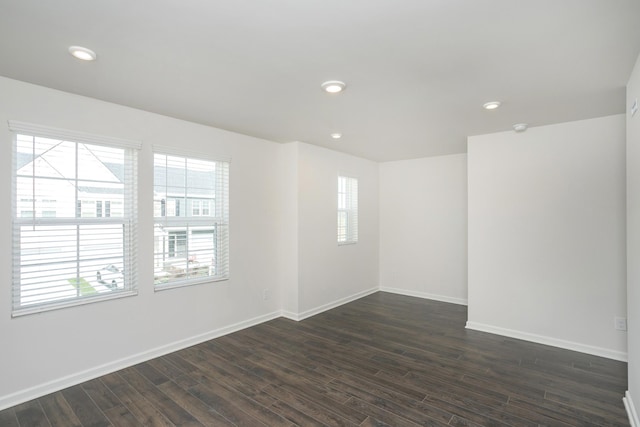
left=153, top=151, right=230, bottom=289
left=10, top=121, right=140, bottom=316
left=338, top=175, right=358, bottom=244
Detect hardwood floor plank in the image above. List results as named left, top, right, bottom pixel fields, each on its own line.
left=261, top=383, right=359, bottom=427
left=183, top=373, right=292, bottom=427
left=81, top=378, right=122, bottom=412
left=268, top=399, right=327, bottom=427
left=328, top=376, right=456, bottom=426
left=156, top=380, right=236, bottom=427
left=358, top=416, right=396, bottom=427
left=521, top=357, right=626, bottom=395
left=342, top=397, right=433, bottom=427
left=38, top=392, right=82, bottom=427
left=147, top=357, right=200, bottom=389
left=172, top=349, right=278, bottom=407
left=242, top=352, right=353, bottom=405
left=545, top=388, right=630, bottom=422
left=61, top=385, right=111, bottom=427
left=187, top=382, right=269, bottom=426
left=102, top=405, right=144, bottom=427
left=507, top=394, right=625, bottom=427
left=0, top=408, right=20, bottom=427
left=14, top=400, right=52, bottom=427
left=118, top=367, right=203, bottom=427
left=460, top=372, right=547, bottom=402
left=420, top=388, right=536, bottom=427
left=573, top=358, right=627, bottom=380
left=134, top=362, right=172, bottom=386
left=396, top=371, right=510, bottom=410
left=101, top=372, right=175, bottom=427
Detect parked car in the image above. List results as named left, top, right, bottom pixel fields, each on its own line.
left=96, top=264, right=123, bottom=289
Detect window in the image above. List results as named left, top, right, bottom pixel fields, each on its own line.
left=10, top=121, right=140, bottom=316
left=153, top=150, right=229, bottom=289
left=96, top=200, right=112, bottom=218
left=338, top=175, right=358, bottom=244
left=191, top=199, right=210, bottom=217
left=168, top=231, right=187, bottom=258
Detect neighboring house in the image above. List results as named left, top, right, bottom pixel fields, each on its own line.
left=16, top=149, right=124, bottom=219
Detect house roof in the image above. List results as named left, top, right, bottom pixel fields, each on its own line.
left=1, top=1, right=639, bottom=161
left=17, top=150, right=214, bottom=197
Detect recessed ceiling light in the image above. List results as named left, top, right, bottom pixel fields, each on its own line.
left=68, top=46, right=97, bottom=61
left=483, top=101, right=501, bottom=110
left=321, top=81, right=346, bottom=94
left=330, top=133, right=342, bottom=139
left=513, top=123, right=528, bottom=132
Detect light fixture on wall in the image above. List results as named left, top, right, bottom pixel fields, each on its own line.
left=321, top=81, right=346, bottom=94
left=68, top=46, right=97, bottom=61
left=330, top=133, right=342, bottom=140
left=482, top=101, right=501, bottom=110
left=513, top=123, right=528, bottom=132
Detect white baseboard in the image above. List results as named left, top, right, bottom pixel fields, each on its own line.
left=465, top=321, right=628, bottom=362
left=286, top=287, right=379, bottom=321
left=281, top=310, right=299, bottom=321
left=0, top=310, right=282, bottom=412
left=380, top=286, right=468, bottom=306
left=1, top=288, right=379, bottom=410
left=625, top=391, right=640, bottom=427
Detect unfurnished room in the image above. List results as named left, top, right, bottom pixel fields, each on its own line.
left=1, top=1, right=640, bottom=426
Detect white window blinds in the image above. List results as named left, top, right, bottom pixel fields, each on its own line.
left=338, top=175, right=358, bottom=244
left=153, top=150, right=230, bottom=289
left=10, top=121, right=140, bottom=316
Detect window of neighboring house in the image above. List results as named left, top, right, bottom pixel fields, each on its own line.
left=337, top=175, right=358, bottom=244
left=168, top=231, right=187, bottom=258
left=96, top=200, right=112, bottom=218
left=153, top=150, right=229, bottom=289
left=191, top=199, right=211, bottom=217
left=10, top=121, right=140, bottom=316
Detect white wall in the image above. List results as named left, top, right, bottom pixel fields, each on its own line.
left=278, top=142, right=300, bottom=317
left=626, top=52, right=640, bottom=423
left=0, top=76, right=285, bottom=409
left=0, top=77, right=382, bottom=409
left=379, top=154, right=468, bottom=304
left=295, top=142, right=379, bottom=317
left=467, top=115, right=627, bottom=360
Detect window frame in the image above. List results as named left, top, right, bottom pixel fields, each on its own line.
left=153, top=147, right=230, bottom=291
left=9, top=121, right=140, bottom=317
left=337, top=174, right=358, bottom=245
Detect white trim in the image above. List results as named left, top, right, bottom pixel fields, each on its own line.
left=625, top=391, right=640, bottom=427
left=290, top=287, right=378, bottom=321
left=0, top=310, right=281, bottom=411
left=8, top=120, right=141, bottom=150
left=380, top=286, right=468, bottom=306
left=12, top=290, right=138, bottom=318
left=281, top=310, right=301, bottom=321
left=154, top=276, right=228, bottom=292
left=465, top=321, right=628, bottom=362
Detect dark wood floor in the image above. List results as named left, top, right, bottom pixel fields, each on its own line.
left=0, top=292, right=629, bottom=426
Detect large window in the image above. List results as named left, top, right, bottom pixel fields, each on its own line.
left=153, top=151, right=229, bottom=289
left=338, top=175, right=358, bottom=244
left=10, top=121, right=139, bottom=316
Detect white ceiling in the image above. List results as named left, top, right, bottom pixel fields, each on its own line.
left=1, top=1, right=639, bottom=162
